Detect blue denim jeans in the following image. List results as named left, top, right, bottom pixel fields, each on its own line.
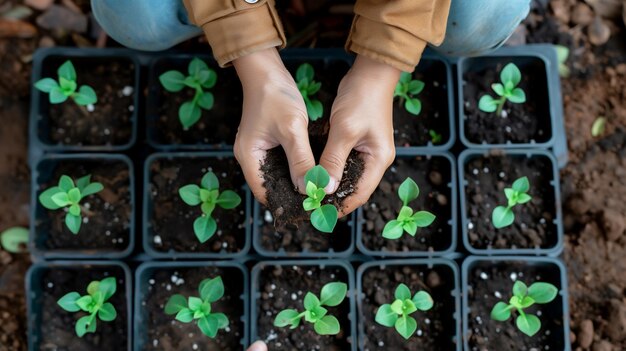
left=92, top=0, right=530, bottom=57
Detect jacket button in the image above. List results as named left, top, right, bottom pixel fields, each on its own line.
left=244, top=0, right=259, bottom=3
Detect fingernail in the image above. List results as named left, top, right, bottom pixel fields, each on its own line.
left=324, top=177, right=338, bottom=194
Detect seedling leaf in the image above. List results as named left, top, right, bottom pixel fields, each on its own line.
left=319, top=282, right=347, bottom=307
left=313, top=315, right=340, bottom=335
left=310, top=204, right=338, bottom=233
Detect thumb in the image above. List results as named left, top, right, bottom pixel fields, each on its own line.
left=277, top=121, right=316, bottom=194
left=247, top=341, right=268, bottom=351
left=319, top=126, right=357, bottom=194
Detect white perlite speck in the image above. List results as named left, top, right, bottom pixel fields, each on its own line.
left=264, top=210, right=273, bottom=223
left=291, top=293, right=297, bottom=300
left=480, top=272, right=488, bottom=280
left=122, top=86, right=134, bottom=96
left=510, top=272, right=518, bottom=281
left=154, top=235, right=162, bottom=245
left=86, top=104, right=95, bottom=112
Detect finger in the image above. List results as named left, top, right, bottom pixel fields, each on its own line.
left=247, top=341, right=268, bottom=351
left=276, top=118, right=316, bottom=194
left=319, top=126, right=359, bottom=194
left=234, top=138, right=268, bottom=205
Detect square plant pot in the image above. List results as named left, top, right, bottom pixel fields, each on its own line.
left=146, top=54, right=243, bottom=150
left=462, top=256, right=571, bottom=351
left=31, top=153, right=135, bottom=259
left=143, top=152, right=251, bottom=259
left=458, top=149, right=564, bottom=256
left=30, top=47, right=139, bottom=152
left=356, top=152, right=457, bottom=257
left=356, top=259, right=461, bottom=350
left=250, top=260, right=357, bottom=351
left=458, top=49, right=558, bottom=149
left=134, top=261, right=249, bottom=351
left=392, top=54, right=455, bottom=151
left=26, top=261, right=132, bottom=351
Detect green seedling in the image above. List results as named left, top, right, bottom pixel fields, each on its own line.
left=429, top=130, right=442, bottom=144
left=382, top=177, right=436, bottom=239
left=57, top=277, right=117, bottom=337
left=295, top=63, right=323, bottom=121
left=491, top=176, right=532, bottom=229
left=302, top=165, right=338, bottom=233
left=394, top=72, right=425, bottom=115
left=159, top=57, right=217, bottom=129
left=274, top=282, right=347, bottom=335
left=179, top=171, right=242, bottom=243
left=555, top=45, right=570, bottom=78
left=164, top=276, right=229, bottom=338
left=0, top=227, right=29, bottom=253
left=491, top=280, right=558, bottom=337
left=375, top=283, right=434, bottom=339
left=38, top=174, right=104, bottom=234
left=34, top=60, right=97, bottom=106
left=591, top=116, right=606, bottom=137
left=478, top=63, right=526, bottom=116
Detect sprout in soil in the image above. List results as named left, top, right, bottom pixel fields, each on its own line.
left=491, top=176, right=532, bottom=229
left=491, top=280, right=558, bottom=337
left=159, top=57, right=217, bottom=129
left=555, top=45, right=570, bottom=78
left=179, top=171, right=242, bottom=243
left=57, top=277, right=117, bottom=337
left=478, top=63, right=526, bottom=116
left=375, top=283, right=434, bottom=339
left=164, top=276, right=229, bottom=338
left=34, top=60, right=97, bottom=106
left=0, top=227, right=29, bottom=253
left=382, top=177, right=436, bottom=239
left=591, top=116, right=606, bottom=137
left=429, top=130, right=442, bottom=144
left=274, top=282, right=347, bottom=335
left=38, top=174, right=104, bottom=234
left=295, top=63, right=323, bottom=121
left=394, top=72, right=425, bottom=115
left=302, top=165, right=338, bottom=233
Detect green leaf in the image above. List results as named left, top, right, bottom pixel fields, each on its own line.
left=201, top=202, right=216, bottom=217
left=175, top=308, right=194, bottom=323
left=69, top=204, right=81, bottom=216
left=75, top=315, right=96, bottom=337
left=516, top=313, right=541, bottom=337
left=188, top=296, right=203, bottom=311
left=216, top=190, right=241, bottom=209
left=517, top=296, right=535, bottom=308
left=404, top=97, right=422, bottom=115
left=491, top=83, right=505, bottom=96
left=413, top=291, right=434, bottom=311
left=516, top=193, right=532, bottom=204
left=188, top=58, right=209, bottom=77
left=395, top=315, right=417, bottom=340
left=412, top=211, right=436, bottom=227
left=394, top=284, right=411, bottom=300
left=310, top=204, right=338, bottom=233
left=399, top=72, right=411, bottom=83
left=179, top=184, right=201, bottom=206
left=159, top=70, right=186, bottom=92
left=75, top=175, right=90, bottom=191
left=397, top=206, right=413, bottom=221
left=512, top=281, right=528, bottom=297
left=197, top=91, right=214, bottom=110
left=555, top=45, right=570, bottom=77
left=382, top=220, right=404, bottom=239
left=39, top=186, right=64, bottom=210
left=76, top=295, right=93, bottom=311
left=303, top=197, right=320, bottom=211
left=49, top=87, right=68, bottom=104
left=179, top=101, right=202, bottom=129
left=198, top=315, right=219, bottom=338
left=35, top=78, right=59, bottom=93
left=201, top=172, right=220, bottom=191
left=492, top=206, right=514, bottom=229
left=407, top=80, right=425, bottom=95
left=402, top=299, right=418, bottom=315
left=304, top=292, right=321, bottom=310
left=58, top=175, right=74, bottom=191
left=304, top=165, right=331, bottom=188
left=398, top=178, right=419, bottom=204
left=199, top=276, right=224, bottom=303
left=73, top=85, right=97, bottom=106
left=390, top=299, right=404, bottom=315
left=490, top=301, right=511, bottom=321
left=87, top=281, right=99, bottom=296
left=201, top=69, right=217, bottom=89
left=57, top=61, right=76, bottom=81
left=67, top=188, right=81, bottom=203
left=507, top=87, right=526, bottom=104
left=478, top=95, right=498, bottom=113
left=296, top=63, right=314, bottom=83
left=320, top=282, right=347, bottom=307
left=164, top=294, right=188, bottom=314
left=65, top=213, right=81, bottom=234
left=51, top=192, right=70, bottom=207
left=57, top=292, right=81, bottom=312
left=98, top=277, right=116, bottom=300
left=81, top=182, right=103, bottom=198
left=500, top=63, right=521, bottom=86
left=214, top=313, right=229, bottom=329
left=274, top=309, right=300, bottom=327
left=375, top=304, right=398, bottom=327
left=98, top=302, right=117, bottom=322
left=0, top=227, right=28, bottom=253
left=193, top=216, right=217, bottom=243
left=504, top=188, right=515, bottom=201
left=307, top=99, right=323, bottom=121
left=306, top=305, right=327, bottom=322
left=512, top=176, right=530, bottom=193
left=307, top=81, right=321, bottom=95
left=591, top=117, right=607, bottom=137
left=313, top=315, right=340, bottom=335
left=59, top=77, right=76, bottom=93
left=527, top=282, right=558, bottom=304
left=403, top=220, right=418, bottom=236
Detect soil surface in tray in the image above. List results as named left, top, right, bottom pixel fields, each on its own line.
left=464, top=153, right=558, bottom=250
left=152, top=59, right=242, bottom=146
left=43, top=57, right=135, bottom=146
left=140, top=266, right=244, bottom=351
left=393, top=61, right=450, bottom=147
left=467, top=260, right=565, bottom=350
left=149, top=156, right=247, bottom=253
left=361, top=156, right=452, bottom=253
left=361, top=264, right=457, bottom=350
left=38, top=265, right=128, bottom=351
left=256, top=264, right=353, bottom=350
left=462, top=58, right=551, bottom=145
left=36, top=159, right=131, bottom=252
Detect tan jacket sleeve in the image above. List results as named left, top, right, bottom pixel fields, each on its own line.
left=346, top=0, right=451, bottom=72
left=182, top=0, right=286, bottom=67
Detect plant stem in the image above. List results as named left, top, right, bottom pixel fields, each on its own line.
left=495, top=97, right=506, bottom=117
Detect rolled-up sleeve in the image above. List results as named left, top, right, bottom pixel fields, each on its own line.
left=182, top=0, right=286, bottom=67
left=346, top=0, right=451, bottom=72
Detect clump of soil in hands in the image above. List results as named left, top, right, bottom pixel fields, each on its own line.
left=42, top=57, right=135, bottom=146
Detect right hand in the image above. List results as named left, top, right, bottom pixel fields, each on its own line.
left=233, top=48, right=316, bottom=203
left=247, top=341, right=268, bottom=351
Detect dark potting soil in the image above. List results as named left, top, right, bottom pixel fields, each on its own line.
left=140, top=266, right=245, bottom=351
left=361, top=156, right=452, bottom=253
left=360, top=264, right=457, bottom=350
left=148, top=156, right=247, bottom=253
left=462, top=57, right=552, bottom=144
left=467, top=260, right=565, bottom=350
left=150, top=58, right=242, bottom=146
left=42, top=57, right=135, bottom=146
left=35, top=159, right=131, bottom=252
left=393, top=60, right=450, bottom=147
left=37, top=265, right=128, bottom=351
left=463, top=153, right=558, bottom=250
left=256, top=264, right=353, bottom=350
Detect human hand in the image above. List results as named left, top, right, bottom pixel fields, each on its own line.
left=247, top=341, right=268, bottom=351
left=320, top=54, right=401, bottom=216
left=232, top=48, right=316, bottom=203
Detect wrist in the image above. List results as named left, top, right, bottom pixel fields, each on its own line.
left=351, top=54, right=402, bottom=89
left=233, top=47, right=286, bottom=84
